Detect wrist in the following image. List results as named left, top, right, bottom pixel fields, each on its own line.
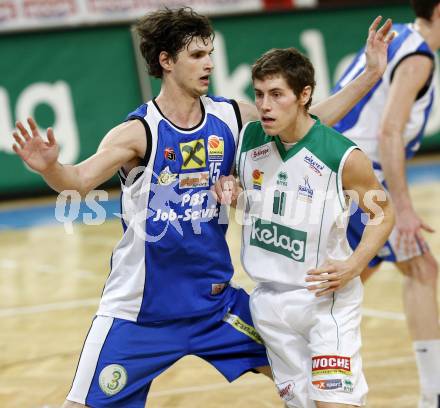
left=360, top=68, right=381, bottom=87
left=390, top=196, right=413, bottom=213
left=41, top=161, right=62, bottom=177
left=347, top=255, right=368, bottom=277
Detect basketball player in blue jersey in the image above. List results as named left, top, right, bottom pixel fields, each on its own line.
left=11, top=7, right=394, bottom=408
left=332, top=1, right=440, bottom=407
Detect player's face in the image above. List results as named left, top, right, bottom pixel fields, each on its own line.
left=254, top=74, right=303, bottom=137
left=172, top=36, right=214, bottom=97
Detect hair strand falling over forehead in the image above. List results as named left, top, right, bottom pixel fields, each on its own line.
left=135, top=7, right=214, bottom=78
left=252, top=48, right=316, bottom=111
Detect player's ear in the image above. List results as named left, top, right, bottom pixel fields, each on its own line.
left=159, top=51, right=173, bottom=74
left=299, top=86, right=312, bottom=107
left=435, top=3, right=440, bottom=19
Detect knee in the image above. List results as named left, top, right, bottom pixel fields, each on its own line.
left=402, top=254, right=438, bottom=286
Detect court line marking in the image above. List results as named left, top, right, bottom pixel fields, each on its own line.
left=361, top=307, right=406, bottom=321
left=146, top=356, right=414, bottom=399
left=0, top=298, right=99, bottom=317
left=0, top=298, right=409, bottom=321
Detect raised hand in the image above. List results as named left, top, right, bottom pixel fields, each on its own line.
left=365, top=16, right=395, bottom=79
left=12, top=118, right=60, bottom=173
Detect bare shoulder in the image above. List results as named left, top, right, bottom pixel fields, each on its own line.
left=393, top=54, right=433, bottom=87
left=100, top=119, right=147, bottom=159
left=342, top=148, right=376, bottom=188
left=237, top=100, right=258, bottom=124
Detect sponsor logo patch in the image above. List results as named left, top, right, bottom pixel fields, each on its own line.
left=252, top=169, right=264, bottom=190
left=208, top=135, right=224, bottom=162
left=276, top=380, right=296, bottom=401
left=211, top=282, right=228, bottom=295
left=164, top=147, right=176, bottom=161
left=250, top=217, right=307, bottom=262
left=99, top=364, right=128, bottom=396
left=277, top=171, right=288, bottom=187
left=158, top=166, right=177, bottom=186
left=343, top=378, right=354, bottom=393
left=223, top=310, right=264, bottom=344
left=304, top=154, right=325, bottom=176
left=313, top=379, right=343, bottom=390
left=180, top=139, right=206, bottom=170
left=179, top=171, right=209, bottom=189
left=251, top=145, right=271, bottom=161
left=297, top=176, right=314, bottom=202
left=312, top=355, right=352, bottom=376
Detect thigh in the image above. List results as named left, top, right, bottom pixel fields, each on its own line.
left=193, top=288, right=269, bottom=382
left=250, top=286, right=315, bottom=408
left=67, top=316, right=184, bottom=408
left=309, top=280, right=367, bottom=407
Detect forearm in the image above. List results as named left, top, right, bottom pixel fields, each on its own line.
left=378, top=130, right=413, bottom=211
left=311, top=70, right=380, bottom=126
left=41, top=162, right=89, bottom=196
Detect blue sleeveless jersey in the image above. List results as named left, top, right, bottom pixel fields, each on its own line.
left=97, top=95, right=242, bottom=323
left=332, top=23, right=436, bottom=175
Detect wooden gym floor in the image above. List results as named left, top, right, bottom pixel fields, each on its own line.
left=1, top=157, right=440, bottom=408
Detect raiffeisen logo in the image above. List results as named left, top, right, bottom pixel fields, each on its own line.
left=304, top=154, right=325, bottom=176
left=250, top=218, right=307, bottom=261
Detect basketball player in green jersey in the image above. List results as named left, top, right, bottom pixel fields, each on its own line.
left=214, top=48, right=395, bottom=407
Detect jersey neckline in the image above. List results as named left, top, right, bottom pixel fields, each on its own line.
left=273, top=115, right=320, bottom=161
left=152, top=97, right=206, bottom=132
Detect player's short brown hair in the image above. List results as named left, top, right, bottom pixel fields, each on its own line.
left=252, top=48, right=316, bottom=111
left=411, top=0, right=440, bottom=20
left=135, top=7, right=214, bottom=78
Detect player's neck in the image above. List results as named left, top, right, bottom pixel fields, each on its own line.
left=414, top=18, right=440, bottom=51
left=155, top=86, right=203, bottom=129
left=279, top=112, right=315, bottom=144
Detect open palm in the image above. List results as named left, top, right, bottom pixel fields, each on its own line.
left=12, top=118, right=60, bottom=173
left=365, top=16, right=395, bottom=78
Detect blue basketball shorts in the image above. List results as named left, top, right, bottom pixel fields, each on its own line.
left=66, top=287, right=269, bottom=407
left=347, top=203, right=425, bottom=267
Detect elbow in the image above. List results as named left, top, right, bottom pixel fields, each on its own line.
left=78, top=181, right=94, bottom=199
left=377, top=125, right=401, bottom=144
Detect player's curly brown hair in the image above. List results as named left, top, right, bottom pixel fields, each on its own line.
left=135, top=7, right=214, bottom=79
left=252, top=48, right=316, bottom=111
left=411, top=0, right=440, bottom=20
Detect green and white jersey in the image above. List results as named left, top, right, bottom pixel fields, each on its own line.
left=237, top=116, right=358, bottom=287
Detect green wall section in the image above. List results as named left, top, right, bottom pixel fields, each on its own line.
left=0, top=26, right=141, bottom=196
left=0, top=5, right=438, bottom=196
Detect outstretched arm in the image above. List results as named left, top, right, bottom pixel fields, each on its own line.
left=306, top=149, right=395, bottom=296
left=237, top=16, right=395, bottom=127
left=12, top=118, right=146, bottom=197
left=310, top=16, right=395, bottom=126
